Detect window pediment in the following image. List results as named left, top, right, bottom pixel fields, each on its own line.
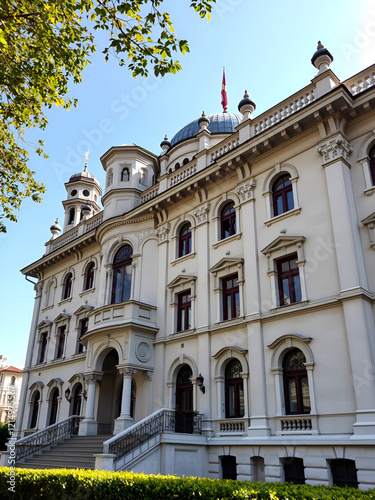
left=209, top=257, right=244, bottom=275
left=361, top=211, right=375, bottom=226
left=361, top=212, right=375, bottom=248
left=261, top=236, right=306, bottom=255
left=37, top=319, right=53, bottom=330
left=74, top=305, right=94, bottom=316
left=53, top=312, right=71, bottom=324
left=47, top=377, right=64, bottom=388
left=168, top=274, right=197, bottom=289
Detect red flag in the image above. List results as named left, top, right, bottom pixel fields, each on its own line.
left=221, top=68, right=228, bottom=112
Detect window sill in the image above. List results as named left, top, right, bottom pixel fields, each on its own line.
left=169, top=328, right=195, bottom=338
left=364, top=186, right=375, bottom=196
left=171, top=252, right=196, bottom=266
left=212, top=232, right=242, bottom=249
left=270, top=300, right=309, bottom=313
left=34, top=362, right=47, bottom=368
left=72, top=351, right=86, bottom=358
left=51, top=357, right=65, bottom=363
left=58, top=297, right=72, bottom=307
left=264, top=207, right=301, bottom=227
left=79, top=287, right=95, bottom=298
left=41, top=305, right=54, bottom=313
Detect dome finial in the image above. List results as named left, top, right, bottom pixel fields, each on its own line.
left=198, top=111, right=210, bottom=131
left=238, top=90, right=256, bottom=122
left=311, top=41, right=333, bottom=73
left=50, top=218, right=61, bottom=240
left=84, top=150, right=89, bottom=171
left=160, top=134, right=171, bottom=153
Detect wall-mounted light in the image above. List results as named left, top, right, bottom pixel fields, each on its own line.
left=64, top=388, right=71, bottom=402
left=196, top=373, right=205, bottom=394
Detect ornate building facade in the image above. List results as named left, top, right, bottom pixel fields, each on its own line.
left=8, top=45, right=375, bottom=488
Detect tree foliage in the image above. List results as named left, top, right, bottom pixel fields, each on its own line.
left=0, top=0, right=215, bottom=232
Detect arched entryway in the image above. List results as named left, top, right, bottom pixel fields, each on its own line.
left=71, top=383, right=83, bottom=416
left=175, top=364, right=194, bottom=433
left=96, top=349, right=122, bottom=434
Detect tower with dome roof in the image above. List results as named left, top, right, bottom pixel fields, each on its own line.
left=62, top=151, right=102, bottom=232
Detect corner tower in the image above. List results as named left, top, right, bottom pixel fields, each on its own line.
left=62, top=152, right=102, bottom=232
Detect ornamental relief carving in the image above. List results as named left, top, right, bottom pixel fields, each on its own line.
left=193, top=202, right=211, bottom=224
left=317, top=134, right=353, bottom=164
left=157, top=223, right=171, bottom=242
left=236, top=179, right=256, bottom=201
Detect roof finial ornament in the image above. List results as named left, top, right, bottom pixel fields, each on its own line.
left=50, top=218, right=61, bottom=240
left=311, top=41, right=333, bottom=73
left=238, top=89, right=256, bottom=122
left=84, top=149, right=89, bottom=171
left=160, top=134, right=171, bottom=153
left=198, top=110, right=210, bottom=131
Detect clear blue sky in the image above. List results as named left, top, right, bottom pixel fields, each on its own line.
left=1, top=0, right=373, bottom=369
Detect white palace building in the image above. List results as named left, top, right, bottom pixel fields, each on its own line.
left=4, top=44, right=375, bottom=489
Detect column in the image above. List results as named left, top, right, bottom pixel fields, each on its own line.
left=114, top=367, right=136, bottom=434
left=79, top=373, right=102, bottom=435
left=318, top=134, right=375, bottom=434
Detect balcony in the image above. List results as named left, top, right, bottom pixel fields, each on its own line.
left=88, top=300, right=157, bottom=334
left=215, top=418, right=248, bottom=436
left=275, top=414, right=318, bottom=435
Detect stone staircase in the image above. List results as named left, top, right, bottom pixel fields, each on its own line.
left=16, top=435, right=112, bottom=470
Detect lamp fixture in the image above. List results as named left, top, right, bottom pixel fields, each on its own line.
left=196, top=373, right=205, bottom=394
left=64, top=387, right=71, bottom=402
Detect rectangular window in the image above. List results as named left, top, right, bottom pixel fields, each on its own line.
left=222, top=274, right=240, bottom=320
left=38, top=333, right=48, bottom=363
left=277, top=254, right=301, bottom=306
left=77, top=318, right=88, bottom=353
left=177, top=290, right=191, bottom=332
left=56, top=326, right=66, bottom=359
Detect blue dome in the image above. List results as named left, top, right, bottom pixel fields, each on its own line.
left=170, top=113, right=242, bottom=147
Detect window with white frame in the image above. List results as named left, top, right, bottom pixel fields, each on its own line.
left=262, top=164, right=300, bottom=224
left=53, top=313, right=71, bottom=360
left=209, top=258, right=244, bottom=323
left=167, top=275, right=196, bottom=334
left=261, top=236, right=307, bottom=309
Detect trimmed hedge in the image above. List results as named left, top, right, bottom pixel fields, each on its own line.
left=0, top=467, right=374, bottom=500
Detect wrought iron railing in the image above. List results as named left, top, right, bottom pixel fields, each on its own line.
left=14, top=415, right=83, bottom=461
left=105, top=409, right=202, bottom=460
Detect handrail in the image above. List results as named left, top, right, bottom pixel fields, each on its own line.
left=14, top=415, right=83, bottom=461
left=104, top=409, right=202, bottom=460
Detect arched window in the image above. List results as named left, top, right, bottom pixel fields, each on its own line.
left=283, top=457, right=305, bottom=484
left=68, top=207, right=75, bottom=225
left=49, top=388, right=59, bottom=425
left=10, top=376, right=15, bottom=386
left=221, top=455, right=237, bottom=480
left=272, top=174, right=294, bottom=216
left=63, top=273, right=73, bottom=300
left=221, top=202, right=236, bottom=240
left=111, top=245, right=133, bottom=304
left=175, top=162, right=180, bottom=170
left=30, top=391, right=40, bottom=429
left=225, top=359, right=244, bottom=418
left=84, top=262, right=95, bottom=291
left=178, top=223, right=191, bottom=257
left=183, top=157, right=189, bottom=165
left=283, top=349, right=310, bottom=415
left=72, top=384, right=82, bottom=416
left=121, top=167, right=130, bottom=181
left=369, top=145, right=375, bottom=185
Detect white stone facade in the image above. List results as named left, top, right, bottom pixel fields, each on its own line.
left=14, top=46, right=375, bottom=489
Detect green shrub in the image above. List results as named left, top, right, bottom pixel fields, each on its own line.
left=0, top=467, right=374, bottom=500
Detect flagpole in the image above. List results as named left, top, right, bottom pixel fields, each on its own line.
left=221, top=67, right=228, bottom=113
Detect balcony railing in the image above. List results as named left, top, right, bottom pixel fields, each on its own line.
left=104, top=409, right=202, bottom=460
left=216, top=418, right=247, bottom=435
left=14, top=415, right=83, bottom=461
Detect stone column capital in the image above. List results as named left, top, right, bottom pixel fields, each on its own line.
left=317, top=134, right=353, bottom=166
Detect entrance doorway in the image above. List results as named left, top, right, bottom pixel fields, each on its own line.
left=175, top=364, right=194, bottom=433
left=96, top=349, right=121, bottom=434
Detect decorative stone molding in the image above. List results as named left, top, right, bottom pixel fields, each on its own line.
left=135, top=341, right=152, bottom=363
left=316, top=134, right=353, bottom=165
left=157, top=223, right=171, bottom=243
left=236, top=179, right=256, bottom=202
left=193, top=203, right=211, bottom=225
left=35, top=281, right=44, bottom=298
left=361, top=212, right=375, bottom=249
left=135, top=228, right=158, bottom=247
